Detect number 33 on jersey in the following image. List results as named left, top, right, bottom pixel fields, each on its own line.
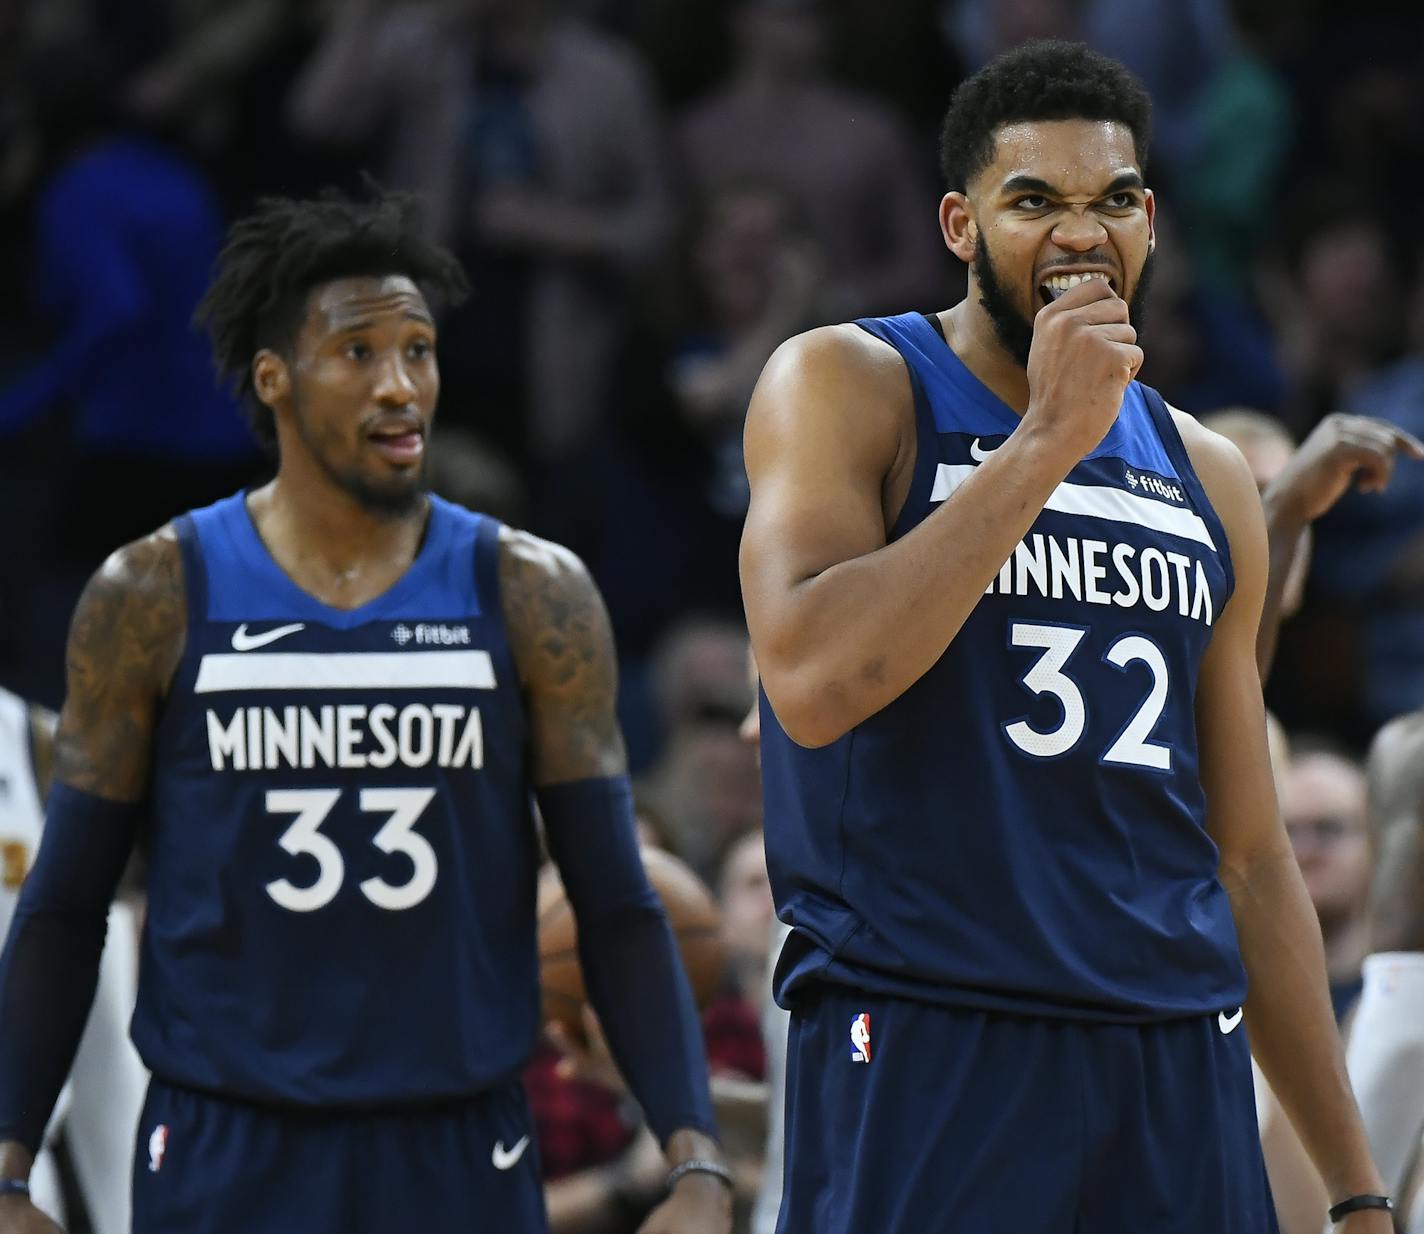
left=135, top=494, right=541, bottom=1107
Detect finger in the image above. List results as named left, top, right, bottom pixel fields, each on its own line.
left=1046, top=275, right=1120, bottom=307
left=1040, top=291, right=1130, bottom=325
left=1352, top=453, right=1395, bottom=494
left=1395, top=428, right=1424, bottom=459
left=1087, top=322, right=1139, bottom=346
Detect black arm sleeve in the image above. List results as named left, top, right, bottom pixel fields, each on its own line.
left=0, top=783, right=141, bottom=1153
left=539, top=776, right=718, bottom=1145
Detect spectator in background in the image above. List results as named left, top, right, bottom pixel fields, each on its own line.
left=680, top=0, right=944, bottom=320
left=289, top=0, right=673, bottom=467
left=637, top=621, right=760, bottom=880
left=0, top=37, right=259, bottom=567
left=1280, top=744, right=1373, bottom=1022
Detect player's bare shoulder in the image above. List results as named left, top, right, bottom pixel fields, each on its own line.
left=746, top=323, right=915, bottom=468
left=496, top=526, right=623, bottom=783
left=54, top=525, right=187, bottom=798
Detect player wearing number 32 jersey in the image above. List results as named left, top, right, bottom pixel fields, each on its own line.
left=0, top=189, right=732, bottom=1234
left=742, top=41, right=1391, bottom=1234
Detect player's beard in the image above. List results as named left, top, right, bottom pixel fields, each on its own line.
left=292, top=394, right=428, bottom=518
left=974, top=232, right=1155, bottom=368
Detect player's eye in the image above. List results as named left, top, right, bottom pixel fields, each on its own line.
left=1102, top=192, right=1138, bottom=210
left=1014, top=195, right=1049, bottom=211
left=408, top=338, right=433, bottom=360
left=346, top=342, right=371, bottom=362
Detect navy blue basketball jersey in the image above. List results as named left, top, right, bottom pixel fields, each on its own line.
left=133, top=493, right=540, bottom=1105
left=761, top=312, right=1248, bottom=1021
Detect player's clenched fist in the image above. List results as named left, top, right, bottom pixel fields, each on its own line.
left=1024, top=274, right=1143, bottom=461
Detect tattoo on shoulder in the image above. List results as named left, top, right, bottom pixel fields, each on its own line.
left=53, top=527, right=187, bottom=800
left=497, top=528, right=625, bottom=785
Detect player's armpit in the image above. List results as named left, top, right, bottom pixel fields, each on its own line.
left=497, top=528, right=626, bottom=786
left=53, top=527, right=186, bottom=802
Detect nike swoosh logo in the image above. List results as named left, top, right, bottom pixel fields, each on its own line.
left=492, top=1135, right=530, bottom=1171
left=231, top=623, right=306, bottom=652
left=1218, top=1007, right=1244, bottom=1035
left=969, top=437, right=997, bottom=464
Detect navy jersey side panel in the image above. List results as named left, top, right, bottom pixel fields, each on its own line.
left=762, top=312, right=1247, bottom=1021
left=134, top=494, right=539, bottom=1105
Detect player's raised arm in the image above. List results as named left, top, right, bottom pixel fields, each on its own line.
left=0, top=529, right=183, bottom=1224
left=499, top=529, right=732, bottom=1234
left=1184, top=419, right=1390, bottom=1228
left=741, top=276, right=1142, bottom=749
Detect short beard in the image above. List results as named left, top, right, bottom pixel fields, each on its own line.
left=292, top=394, right=427, bottom=518
left=973, top=233, right=1155, bottom=369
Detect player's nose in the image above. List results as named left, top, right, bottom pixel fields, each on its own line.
left=1051, top=211, right=1109, bottom=251
left=373, top=355, right=419, bottom=404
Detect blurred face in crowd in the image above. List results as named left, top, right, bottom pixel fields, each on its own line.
left=944, top=119, right=1156, bottom=367
left=734, top=4, right=826, bottom=82
left=258, top=275, right=438, bottom=515
left=1280, top=751, right=1373, bottom=929
left=697, top=189, right=795, bottom=330
left=718, top=829, right=776, bottom=968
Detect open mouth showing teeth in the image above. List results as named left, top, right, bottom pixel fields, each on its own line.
left=1040, top=271, right=1116, bottom=305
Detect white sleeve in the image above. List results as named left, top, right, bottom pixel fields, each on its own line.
left=1344, top=953, right=1424, bottom=1194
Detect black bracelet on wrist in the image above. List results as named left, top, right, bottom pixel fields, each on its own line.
left=665, top=1157, right=734, bottom=1194
left=1329, top=1194, right=1392, bottom=1222
left=0, top=1179, right=30, bottom=1199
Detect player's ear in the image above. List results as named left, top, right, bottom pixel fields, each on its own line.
left=1145, top=188, right=1157, bottom=254
left=940, top=192, right=976, bottom=264
left=252, top=350, right=291, bottom=410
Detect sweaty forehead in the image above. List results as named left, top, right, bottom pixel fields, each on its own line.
left=307, top=275, right=432, bottom=332
left=980, top=119, right=1141, bottom=195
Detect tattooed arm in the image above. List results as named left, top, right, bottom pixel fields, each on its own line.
left=499, top=528, right=626, bottom=786
left=0, top=528, right=184, bottom=1200
left=499, top=529, right=730, bottom=1234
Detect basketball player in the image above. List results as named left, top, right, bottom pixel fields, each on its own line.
left=0, top=190, right=731, bottom=1234
left=740, top=41, right=1391, bottom=1232
left=0, top=685, right=146, bottom=1234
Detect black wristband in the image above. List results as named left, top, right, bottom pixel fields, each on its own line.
left=1329, top=1194, right=1392, bottom=1222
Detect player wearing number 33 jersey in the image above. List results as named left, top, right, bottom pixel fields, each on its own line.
left=0, top=188, right=730, bottom=1234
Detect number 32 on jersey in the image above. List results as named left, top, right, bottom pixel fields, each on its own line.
left=1004, top=622, right=1172, bottom=771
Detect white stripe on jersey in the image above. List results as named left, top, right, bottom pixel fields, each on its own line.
left=194, top=649, right=497, bottom=694
left=930, top=464, right=1217, bottom=550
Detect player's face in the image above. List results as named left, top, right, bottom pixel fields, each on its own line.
left=951, top=119, right=1156, bottom=365
left=286, top=275, right=439, bottom=515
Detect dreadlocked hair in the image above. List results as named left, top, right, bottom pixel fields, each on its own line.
left=938, top=40, right=1152, bottom=193
left=195, top=184, right=469, bottom=450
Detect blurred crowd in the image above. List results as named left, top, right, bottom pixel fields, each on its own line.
left=1, top=0, right=1423, bottom=1231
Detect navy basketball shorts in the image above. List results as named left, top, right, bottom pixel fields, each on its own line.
left=131, top=1078, right=547, bottom=1234
left=776, top=987, right=1279, bottom=1234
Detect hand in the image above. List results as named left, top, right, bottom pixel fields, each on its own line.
left=1024, top=276, right=1143, bottom=461
left=0, top=1194, right=64, bottom=1234
left=636, top=1170, right=733, bottom=1234
left=1264, top=413, right=1424, bottom=526
left=545, top=1007, right=627, bottom=1095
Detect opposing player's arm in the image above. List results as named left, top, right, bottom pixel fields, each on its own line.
left=0, top=530, right=184, bottom=1195
left=25, top=706, right=55, bottom=802
left=1363, top=714, right=1424, bottom=952
left=740, top=321, right=1103, bottom=748
left=1184, top=415, right=1388, bottom=1215
left=498, top=528, right=625, bottom=786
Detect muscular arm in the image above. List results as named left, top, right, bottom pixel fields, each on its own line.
left=499, top=531, right=727, bottom=1223
left=739, top=327, right=1084, bottom=747
left=1363, top=714, right=1424, bottom=952
left=1186, top=418, right=1386, bottom=1212
left=0, top=529, right=183, bottom=1185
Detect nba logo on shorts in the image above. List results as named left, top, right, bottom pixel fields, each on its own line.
left=148, top=1124, right=169, bottom=1173
left=850, top=1013, right=872, bottom=1063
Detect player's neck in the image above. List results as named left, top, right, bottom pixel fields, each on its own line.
left=940, top=299, right=1032, bottom=415
left=249, top=473, right=430, bottom=611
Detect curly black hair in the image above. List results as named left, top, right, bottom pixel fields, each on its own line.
left=939, top=40, right=1152, bottom=193
left=195, top=186, right=470, bottom=450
